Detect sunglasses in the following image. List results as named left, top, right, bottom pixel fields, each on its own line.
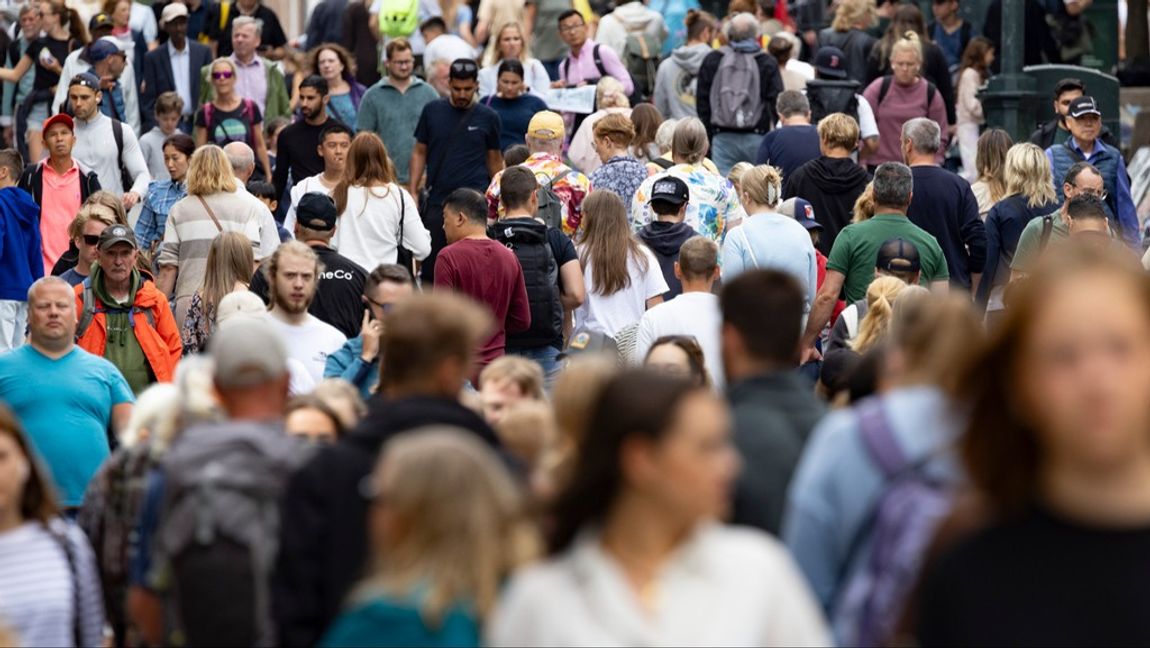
left=449, top=60, right=478, bottom=78
left=82, top=234, right=100, bottom=246
left=364, top=296, right=393, bottom=312
left=212, top=70, right=234, bottom=80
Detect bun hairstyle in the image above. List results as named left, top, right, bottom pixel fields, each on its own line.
left=739, top=164, right=784, bottom=208
left=685, top=9, right=719, bottom=41
left=890, top=30, right=923, bottom=63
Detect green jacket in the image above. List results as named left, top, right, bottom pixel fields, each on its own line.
left=198, top=56, right=291, bottom=123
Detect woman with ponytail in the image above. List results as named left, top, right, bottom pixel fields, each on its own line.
left=850, top=275, right=908, bottom=353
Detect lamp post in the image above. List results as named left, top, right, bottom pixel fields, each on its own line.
left=978, top=0, right=1038, bottom=142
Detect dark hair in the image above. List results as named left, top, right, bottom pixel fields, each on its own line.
left=872, top=162, right=914, bottom=208
left=444, top=188, right=488, bottom=225
left=549, top=369, right=703, bottom=553
left=366, top=263, right=414, bottom=294
left=0, top=403, right=60, bottom=524
left=650, top=199, right=683, bottom=217
left=496, top=58, right=525, bottom=80
left=557, top=9, right=584, bottom=25
left=1053, top=77, right=1085, bottom=99
left=319, top=121, right=353, bottom=144
left=645, top=336, right=710, bottom=387
left=285, top=394, right=346, bottom=437
left=720, top=269, right=804, bottom=365
left=247, top=180, right=277, bottom=201
left=1066, top=193, right=1108, bottom=222
left=162, top=133, right=196, bottom=159
left=265, top=116, right=291, bottom=140
left=499, top=166, right=537, bottom=212
left=629, top=103, right=662, bottom=154
left=503, top=144, right=530, bottom=166
left=1063, top=160, right=1100, bottom=187
left=420, top=16, right=447, bottom=33
left=299, top=74, right=329, bottom=96
left=958, top=36, right=994, bottom=82
left=0, top=148, right=24, bottom=180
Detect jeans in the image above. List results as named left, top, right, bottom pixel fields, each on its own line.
left=711, top=131, right=765, bottom=176
left=0, top=300, right=27, bottom=352
left=508, top=345, right=562, bottom=391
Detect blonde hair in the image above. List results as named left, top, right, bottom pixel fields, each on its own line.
left=890, top=31, right=923, bottom=63
left=479, top=356, right=546, bottom=401
left=199, top=231, right=254, bottom=315
left=360, top=429, right=539, bottom=622
left=69, top=203, right=118, bottom=238
left=739, top=164, right=783, bottom=209
left=853, top=183, right=876, bottom=223
left=313, top=379, right=367, bottom=428
left=186, top=145, right=238, bottom=195
left=593, top=113, right=636, bottom=148
left=832, top=0, right=876, bottom=32
left=1004, top=142, right=1057, bottom=208
left=484, top=22, right=533, bottom=66
left=727, top=161, right=753, bottom=191
left=818, top=112, right=860, bottom=151
left=208, top=57, right=239, bottom=99
left=852, top=275, right=907, bottom=353
left=596, top=76, right=630, bottom=109
left=495, top=400, right=558, bottom=473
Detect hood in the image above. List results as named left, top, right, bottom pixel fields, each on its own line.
left=0, top=186, right=40, bottom=227
left=614, top=2, right=661, bottom=31
left=670, top=43, right=713, bottom=75
left=804, top=157, right=869, bottom=195
left=639, top=221, right=696, bottom=256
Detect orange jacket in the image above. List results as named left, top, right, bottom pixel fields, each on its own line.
left=74, top=279, right=183, bottom=382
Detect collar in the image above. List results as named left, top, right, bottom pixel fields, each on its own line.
left=168, top=40, right=188, bottom=56
left=231, top=53, right=262, bottom=69
left=1069, top=137, right=1098, bottom=157
left=380, top=76, right=425, bottom=91
left=605, top=154, right=635, bottom=164
left=569, top=39, right=597, bottom=58
left=42, top=158, right=79, bottom=176
left=872, top=212, right=908, bottom=221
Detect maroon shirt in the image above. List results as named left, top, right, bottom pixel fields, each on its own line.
left=434, top=238, right=531, bottom=375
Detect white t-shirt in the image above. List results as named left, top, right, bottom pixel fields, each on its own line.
left=575, top=246, right=669, bottom=338
left=855, top=94, right=879, bottom=140
left=330, top=184, right=432, bottom=272
left=634, top=291, right=725, bottom=390
left=268, top=314, right=347, bottom=383
left=283, top=174, right=334, bottom=232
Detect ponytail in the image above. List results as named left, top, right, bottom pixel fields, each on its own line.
left=851, top=276, right=907, bottom=353
left=64, top=5, right=89, bottom=45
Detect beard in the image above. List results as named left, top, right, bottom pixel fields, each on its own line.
left=272, top=286, right=313, bottom=315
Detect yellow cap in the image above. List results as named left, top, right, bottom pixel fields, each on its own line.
left=527, top=111, right=565, bottom=140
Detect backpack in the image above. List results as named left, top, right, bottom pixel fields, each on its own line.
left=622, top=31, right=663, bottom=102
left=492, top=218, right=563, bottom=348
left=377, top=0, right=420, bottom=38
left=76, top=278, right=155, bottom=340
left=708, top=47, right=764, bottom=130
left=154, top=423, right=311, bottom=647
left=806, top=79, right=861, bottom=125
left=834, top=398, right=957, bottom=648
left=202, top=99, right=257, bottom=148
left=563, top=44, right=608, bottom=84
left=534, top=169, right=572, bottom=231
left=876, top=74, right=937, bottom=114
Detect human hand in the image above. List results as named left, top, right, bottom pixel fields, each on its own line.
left=360, top=310, right=383, bottom=362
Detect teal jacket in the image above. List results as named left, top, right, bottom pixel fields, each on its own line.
left=319, top=598, right=479, bottom=648
left=323, top=335, right=378, bottom=399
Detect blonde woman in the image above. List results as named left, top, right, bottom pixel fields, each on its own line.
left=478, top=22, right=550, bottom=97
left=181, top=231, right=256, bottom=354
left=849, top=275, right=907, bottom=353
left=194, top=57, right=273, bottom=180
left=817, top=0, right=877, bottom=84
left=976, top=142, right=1059, bottom=311
left=861, top=31, right=948, bottom=166
left=568, top=77, right=632, bottom=175
left=320, top=429, right=539, bottom=647
left=852, top=183, right=876, bottom=224
left=969, top=128, right=1013, bottom=219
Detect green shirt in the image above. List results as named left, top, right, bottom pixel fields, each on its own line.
left=827, top=213, right=950, bottom=303
left=92, top=269, right=155, bottom=395
left=1012, top=211, right=1068, bottom=274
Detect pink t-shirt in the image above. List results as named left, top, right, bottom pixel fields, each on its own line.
left=39, top=162, right=83, bottom=271
left=862, top=76, right=950, bottom=166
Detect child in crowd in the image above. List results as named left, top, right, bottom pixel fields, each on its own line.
left=139, top=92, right=185, bottom=181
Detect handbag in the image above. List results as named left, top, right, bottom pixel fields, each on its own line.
left=394, top=187, right=416, bottom=280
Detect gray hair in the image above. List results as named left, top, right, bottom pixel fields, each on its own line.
left=724, top=12, right=760, bottom=42
left=232, top=15, right=264, bottom=38
left=901, top=117, right=941, bottom=155
left=27, top=275, right=76, bottom=306
left=872, top=162, right=914, bottom=208
left=655, top=118, right=679, bottom=152
left=777, top=90, right=811, bottom=119
left=223, top=141, right=256, bottom=173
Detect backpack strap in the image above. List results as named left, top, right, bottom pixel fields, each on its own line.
left=925, top=81, right=937, bottom=113
left=1039, top=214, right=1055, bottom=250
left=857, top=398, right=905, bottom=478
left=592, top=44, right=607, bottom=79
left=77, top=278, right=96, bottom=340
left=111, top=118, right=124, bottom=168
left=48, top=523, right=84, bottom=648
left=877, top=75, right=893, bottom=107
left=202, top=102, right=214, bottom=132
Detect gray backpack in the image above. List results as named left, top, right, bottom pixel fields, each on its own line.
left=708, top=46, right=764, bottom=130
left=535, top=169, right=572, bottom=231
left=155, top=422, right=312, bottom=647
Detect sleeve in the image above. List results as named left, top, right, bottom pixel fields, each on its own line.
left=485, top=173, right=502, bottom=221
left=855, top=95, right=879, bottom=139
left=1, top=44, right=16, bottom=123
left=959, top=184, right=987, bottom=274
left=194, top=105, right=206, bottom=129
left=1115, top=155, right=1141, bottom=247
left=758, top=56, right=784, bottom=130
left=926, top=239, right=950, bottom=282
left=140, top=7, right=159, bottom=43
left=653, top=60, right=672, bottom=118
left=958, top=69, right=983, bottom=123
left=433, top=252, right=459, bottom=289
left=556, top=231, right=578, bottom=266
left=695, top=53, right=715, bottom=136
left=642, top=248, right=669, bottom=298
left=807, top=246, right=819, bottom=310
left=505, top=263, right=532, bottom=333
left=139, top=55, right=157, bottom=131
left=760, top=548, right=834, bottom=647
left=634, top=312, right=656, bottom=366
left=108, top=362, right=135, bottom=405
left=135, top=189, right=161, bottom=250
left=273, top=128, right=292, bottom=198
left=485, top=110, right=501, bottom=151
left=68, top=524, right=108, bottom=648
left=121, top=127, right=153, bottom=196
left=722, top=177, right=747, bottom=227
left=399, top=188, right=433, bottom=260
left=157, top=207, right=180, bottom=267
left=824, top=228, right=852, bottom=275
left=826, top=308, right=852, bottom=353
left=324, top=341, right=374, bottom=388
left=721, top=227, right=747, bottom=280
left=153, top=292, right=184, bottom=365
left=413, top=105, right=430, bottom=144
left=974, top=206, right=1001, bottom=308
left=755, top=132, right=772, bottom=165
left=598, top=44, right=634, bottom=97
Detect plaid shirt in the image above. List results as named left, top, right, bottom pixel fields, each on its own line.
left=135, top=180, right=187, bottom=252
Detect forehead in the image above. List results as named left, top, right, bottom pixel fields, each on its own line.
left=45, top=123, right=72, bottom=137
left=103, top=242, right=134, bottom=253
left=375, top=280, right=413, bottom=300
left=321, top=133, right=351, bottom=146
left=1077, top=169, right=1104, bottom=187
left=69, top=86, right=97, bottom=98
left=31, top=283, right=73, bottom=302
left=83, top=218, right=110, bottom=233
left=277, top=252, right=316, bottom=274
left=318, top=48, right=340, bottom=60
left=233, top=23, right=257, bottom=36
left=1058, top=89, right=1084, bottom=101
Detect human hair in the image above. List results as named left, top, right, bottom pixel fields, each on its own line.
left=593, top=113, right=635, bottom=148
left=366, top=263, right=414, bottom=294
left=872, top=162, right=914, bottom=209
left=333, top=132, right=396, bottom=215
left=0, top=403, right=60, bottom=525
left=1053, top=77, right=1085, bottom=99
left=832, top=0, right=876, bottom=31
left=298, top=73, right=330, bottom=97
left=677, top=236, right=719, bottom=280
left=319, top=121, right=353, bottom=145
left=444, top=188, right=488, bottom=225
left=549, top=370, right=706, bottom=552
left=577, top=190, right=649, bottom=295
left=306, top=43, right=356, bottom=85
left=358, top=428, right=538, bottom=621
left=495, top=400, right=558, bottom=476
left=720, top=269, right=804, bottom=364
left=285, top=394, right=346, bottom=437
left=851, top=276, right=906, bottom=353
left=155, top=91, right=185, bottom=116
left=232, top=15, right=263, bottom=37
left=901, top=117, right=940, bottom=155
left=975, top=128, right=1012, bottom=203
left=671, top=117, right=709, bottom=164
left=83, top=190, right=129, bottom=226
left=1004, top=142, right=1057, bottom=208
left=499, top=165, right=538, bottom=212
left=479, top=356, right=545, bottom=401
left=817, top=112, right=860, bottom=151
left=490, top=22, right=533, bottom=64
left=959, top=36, right=994, bottom=83
left=69, top=202, right=118, bottom=239
left=265, top=116, right=290, bottom=142
left=312, top=378, right=368, bottom=429
left=162, top=134, right=196, bottom=163
left=380, top=293, right=493, bottom=390
left=645, top=336, right=710, bottom=387
left=1066, top=193, right=1108, bottom=222
left=0, top=148, right=23, bottom=180
left=47, top=0, right=88, bottom=44
left=727, top=161, right=753, bottom=191
left=186, top=145, right=238, bottom=195
left=685, top=9, right=718, bottom=41
left=246, top=180, right=277, bottom=202
left=888, top=29, right=923, bottom=64
left=595, top=76, right=629, bottom=109
left=739, top=164, right=784, bottom=209
left=225, top=142, right=256, bottom=177
left=550, top=355, right=617, bottom=480
left=724, top=11, right=759, bottom=42
left=264, top=239, right=319, bottom=292
left=629, top=104, right=661, bottom=155
left=503, top=144, right=530, bottom=166
left=117, top=383, right=181, bottom=449
left=655, top=118, right=679, bottom=153
left=853, top=183, right=876, bottom=223
left=776, top=89, right=810, bottom=118
left=556, top=9, right=583, bottom=25
left=767, top=34, right=794, bottom=64
left=879, top=4, right=927, bottom=62
left=496, top=58, right=525, bottom=80
left=1063, top=161, right=1100, bottom=188
left=420, top=15, right=447, bottom=33
left=199, top=231, right=255, bottom=316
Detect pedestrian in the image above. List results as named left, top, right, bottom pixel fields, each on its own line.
left=140, top=2, right=211, bottom=133
left=135, top=133, right=194, bottom=257
left=195, top=57, right=273, bottom=180
left=567, top=77, right=632, bottom=176
left=817, top=0, right=877, bottom=85
left=588, top=114, right=649, bottom=205
left=928, top=0, right=973, bottom=72
left=66, top=73, right=151, bottom=207
left=636, top=174, right=695, bottom=300
left=954, top=37, right=993, bottom=180
left=181, top=231, right=254, bottom=354
left=205, top=0, right=288, bottom=64
left=553, top=9, right=634, bottom=96
left=3, top=4, right=43, bottom=161
left=826, top=236, right=922, bottom=354
left=79, top=36, right=139, bottom=133
left=283, top=121, right=352, bottom=230
left=861, top=31, right=949, bottom=168
left=223, top=142, right=287, bottom=246
left=865, top=5, right=955, bottom=127
left=627, top=103, right=663, bottom=164
left=1027, top=77, right=1119, bottom=151
left=596, top=0, right=668, bottom=71
left=274, top=75, right=338, bottom=201
left=342, top=0, right=381, bottom=87
left=754, top=90, right=820, bottom=179
left=59, top=203, right=118, bottom=287
left=1010, top=161, right=1105, bottom=277
left=138, top=92, right=184, bottom=180
left=478, top=355, right=546, bottom=427
left=284, top=395, right=346, bottom=442
left=968, top=128, right=1011, bottom=218
left=643, top=336, right=711, bottom=387
left=479, top=59, right=550, bottom=150
left=653, top=9, right=718, bottom=119
left=306, top=43, right=367, bottom=129
left=804, top=46, right=881, bottom=160
left=0, top=148, right=42, bottom=352
left=264, top=240, right=349, bottom=383
left=478, top=22, right=551, bottom=98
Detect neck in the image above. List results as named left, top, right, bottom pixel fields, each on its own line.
left=48, top=155, right=73, bottom=174
left=321, top=168, right=342, bottom=184
left=271, top=306, right=309, bottom=326
left=823, top=148, right=851, bottom=159
left=907, top=153, right=936, bottom=166
left=0, top=177, right=14, bottom=190
left=0, top=505, right=20, bottom=533
left=458, top=226, right=488, bottom=241
left=1041, top=451, right=1150, bottom=528
left=680, top=278, right=714, bottom=293
left=600, top=492, right=693, bottom=588
left=1074, top=137, right=1096, bottom=154
left=103, top=274, right=132, bottom=299
left=781, top=115, right=811, bottom=127
left=216, top=89, right=237, bottom=103
left=390, top=75, right=412, bottom=91
left=170, top=36, right=186, bottom=50
left=225, top=402, right=284, bottom=422
left=939, top=13, right=961, bottom=28
left=305, top=111, right=329, bottom=127
left=234, top=51, right=255, bottom=65
left=571, top=41, right=585, bottom=57
left=875, top=204, right=907, bottom=216
left=504, top=209, right=535, bottom=220
left=30, top=338, right=72, bottom=360
left=606, top=146, right=628, bottom=159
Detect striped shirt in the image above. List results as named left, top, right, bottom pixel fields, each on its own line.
left=0, top=519, right=105, bottom=648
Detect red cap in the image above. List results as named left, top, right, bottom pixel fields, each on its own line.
left=42, top=113, right=74, bottom=133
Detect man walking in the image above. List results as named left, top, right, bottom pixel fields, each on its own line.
left=68, top=73, right=151, bottom=209
left=141, top=2, right=212, bottom=133
left=264, top=240, right=348, bottom=383
left=283, top=121, right=352, bottom=230
left=356, top=40, right=439, bottom=186
left=273, top=75, right=335, bottom=201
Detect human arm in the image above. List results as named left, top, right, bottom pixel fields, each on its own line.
left=324, top=328, right=377, bottom=386
left=695, top=53, right=716, bottom=137
left=721, top=227, right=748, bottom=280
left=959, top=183, right=986, bottom=292
left=558, top=259, right=586, bottom=310
left=252, top=121, right=273, bottom=181
left=759, top=56, right=784, bottom=130
left=399, top=188, right=433, bottom=260
left=134, top=190, right=162, bottom=252
left=929, top=86, right=950, bottom=153
left=597, top=44, right=634, bottom=97
left=523, top=1, right=537, bottom=41
left=155, top=291, right=184, bottom=365
left=272, top=126, right=292, bottom=198
left=157, top=266, right=177, bottom=297
left=121, top=128, right=153, bottom=206
left=486, top=147, right=504, bottom=180
left=974, top=205, right=1001, bottom=308
left=0, top=53, right=33, bottom=83
left=855, top=95, right=880, bottom=159
left=122, top=64, right=142, bottom=133
left=408, top=142, right=427, bottom=196
left=800, top=269, right=845, bottom=359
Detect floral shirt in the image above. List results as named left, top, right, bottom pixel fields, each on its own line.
left=630, top=164, right=747, bottom=243
left=486, top=153, right=591, bottom=236
left=180, top=291, right=216, bottom=355
left=589, top=155, right=648, bottom=205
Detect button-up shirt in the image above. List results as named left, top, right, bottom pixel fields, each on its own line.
left=135, top=179, right=188, bottom=252
left=559, top=38, right=634, bottom=96
left=231, top=54, right=268, bottom=116
left=168, top=41, right=192, bottom=116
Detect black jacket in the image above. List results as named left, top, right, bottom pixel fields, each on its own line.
left=638, top=221, right=696, bottom=300
left=783, top=156, right=869, bottom=256
left=1028, top=119, right=1120, bottom=152
left=273, top=395, right=500, bottom=648
left=140, top=40, right=213, bottom=130
left=865, top=39, right=957, bottom=125
left=18, top=160, right=102, bottom=206
left=696, top=49, right=784, bottom=137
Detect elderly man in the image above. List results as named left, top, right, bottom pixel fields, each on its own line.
left=199, top=16, right=291, bottom=122
left=0, top=276, right=134, bottom=509
left=224, top=141, right=289, bottom=242
left=205, top=0, right=288, bottom=60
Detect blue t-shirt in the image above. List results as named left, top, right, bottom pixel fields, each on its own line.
left=932, top=22, right=964, bottom=70
left=482, top=94, right=550, bottom=151
left=0, top=346, right=133, bottom=506
left=414, top=100, right=502, bottom=205
left=755, top=124, right=821, bottom=181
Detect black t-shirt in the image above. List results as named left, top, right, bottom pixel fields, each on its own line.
left=414, top=99, right=501, bottom=205
left=250, top=244, right=367, bottom=339
left=916, top=505, right=1150, bottom=646
left=26, top=36, right=76, bottom=91
left=206, top=3, right=287, bottom=57
left=195, top=100, right=263, bottom=146
left=272, top=118, right=332, bottom=197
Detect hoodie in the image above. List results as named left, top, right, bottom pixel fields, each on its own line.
left=596, top=2, right=669, bottom=64
left=654, top=43, right=713, bottom=119
left=0, top=186, right=43, bottom=301
left=639, top=220, right=697, bottom=300
left=783, top=157, right=870, bottom=256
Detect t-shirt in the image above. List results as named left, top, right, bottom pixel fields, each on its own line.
left=483, top=94, right=551, bottom=151
left=827, top=214, right=950, bottom=303
left=267, top=313, right=348, bottom=384
left=25, top=36, right=74, bottom=92
left=272, top=118, right=331, bottom=198
left=575, top=246, right=669, bottom=338
left=250, top=245, right=368, bottom=339
left=1012, top=211, right=1069, bottom=274
left=0, top=346, right=133, bottom=506
left=434, top=238, right=531, bottom=371
left=635, top=291, right=725, bottom=390
left=754, top=124, right=821, bottom=180
left=414, top=100, right=502, bottom=205
left=60, top=267, right=87, bottom=286
left=195, top=100, right=264, bottom=147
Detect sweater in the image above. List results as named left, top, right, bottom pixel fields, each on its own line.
left=653, top=43, right=712, bottom=119
left=782, top=156, right=870, bottom=256
left=906, top=165, right=987, bottom=290
left=861, top=76, right=949, bottom=166
left=355, top=78, right=440, bottom=184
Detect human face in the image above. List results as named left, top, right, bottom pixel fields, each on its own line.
left=28, top=281, right=76, bottom=346
left=448, top=77, right=478, bottom=109
left=498, top=27, right=524, bottom=60
left=890, top=50, right=921, bottom=86
left=984, top=47, right=996, bottom=69
left=497, top=71, right=524, bottom=99
left=316, top=48, right=344, bottom=82
left=931, top=0, right=957, bottom=22
left=211, top=63, right=236, bottom=95
left=1020, top=272, right=1150, bottom=473
left=165, top=15, right=189, bottom=45
left=645, top=343, right=695, bottom=380
left=364, top=279, right=413, bottom=321
left=105, top=52, right=128, bottom=79
left=558, top=14, right=587, bottom=48
left=19, top=9, right=42, bottom=38
left=480, top=378, right=528, bottom=426
left=153, top=111, right=180, bottom=136
left=42, top=123, right=75, bottom=159
left=1066, top=113, right=1101, bottom=145
left=76, top=218, right=109, bottom=269
left=298, top=86, right=328, bottom=121
left=163, top=145, right=190, bottom=182
left=386, top=49, right=415, bottom=82
left=231, top=24, right=259, bottom=60
left=98, top=242, right=137, bottom=285
left=1064, top=169, right=1105, bottom=203
left=285, top=408, right=339, bottom=443
left=68, top=86, right=100, bottom=121
left=0, top=432, right=31, bottom=524
left=37, top=1, right=58, bottom=29
left=1055, top=88, right=1083, bottom=118
left=272, top=252, right=318, bottom=314
left=112, top=0, right=131, bottom=27
left=318, top=133, right=351, bottom=174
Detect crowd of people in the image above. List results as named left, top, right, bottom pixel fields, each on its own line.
left=0, top=0, right=1148, bottom=645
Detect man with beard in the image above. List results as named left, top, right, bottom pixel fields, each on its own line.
left=282, top=121, right=352, bottom=231
left=264, top=240, right=347, bottom=382
left=273, top=75, right=337, bottom=201
left=356, top=40, right=439, bottom=186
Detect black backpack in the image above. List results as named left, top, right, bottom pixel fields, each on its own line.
left=492, top=219, right=562, bottom=349
left=806, top=78, right=861, bottom=125
left=876, top=74, right=937, bottom=113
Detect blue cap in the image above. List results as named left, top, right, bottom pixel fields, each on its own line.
left=779, top=197, right=823, bottom=232
left=84, top=37, right=124, bottom=64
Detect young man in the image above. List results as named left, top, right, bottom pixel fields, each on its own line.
left=273, top=75, right=333, bottom=200
left=356, top=40, right=439, bottom=185
left=1028, top=78, right=1119, bottom=150
left=86, top=37, right=139, bottom=134
left=826, top=237, right=922, bottom=353
left=552, top=9, right=634, bottom=96
left=60, top=206, right=118, bottom=286
left=1011, top=161, right=1105, bottom=277
left=141, top=2, right=212, bottom=133
left=595, top=0, right=667, bottom=71
left=637, top=175, right=696, bottom=300
left=755, top=90, right=821, bottom=180
left=74, top=225, right=182, bottom=394
left=283, top=121, right=352, bottom=230
left=435, top=187, right=531, bottom=381
left=138, top=92, right=184, bottom=180
left=263, top=240, right=348, bottom=383
left=68, top=73, right=151, bottom=208
left=0, top=148, right=43, bottom=351
left=928, top=0, right=972, bottom=72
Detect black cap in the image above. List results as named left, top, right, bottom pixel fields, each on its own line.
left=69, top=72, right=102, bottom=91
left=449, top=58, right=479, bottom=81
left=98, top=224, right=138, bottom=250
left=89, top=12, right=114, bottom=32
left=297, top=192, right=338, bottom=231
left=813, top=46, right=849, bottom=80
left=648, top=176, right=690, bottom=207
left=1067, top=96, right=1102, bottom=119
left=876, top=237, right=920, bottom=273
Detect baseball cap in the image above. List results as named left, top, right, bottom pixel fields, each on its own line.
left=296, top=193, right=338, bottom=231
left=88, top=12, right=114, bottom=32
left=1067, top=96, right=1102, bottom=119
left=813, top=46, right=849, bottom=80
left=161, top=2, right=189, bottom=26
left=648, top=176, right=690, bottom=207
left=69, top=72, right=102, bottom=91
left=216, top=291, right=269, bottom=326
left=448, top=58, right=479, bottom=81
left=778, top=197, right=823, bottom=232
left=211, top=316, right=289, bottom=388
left=86, top=37, right=126, bottom=64
left=98, top=224, right=138, bottom=250
left=527, top=110, right=565, bottom=140
left=876, top=237, right=921, bottom=273
left=42, top=112, right=74, bottom=134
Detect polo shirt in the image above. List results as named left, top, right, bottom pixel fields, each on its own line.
left=39, top=161, right=83, bottom=271
left=827, top=213, right=950, bottom=303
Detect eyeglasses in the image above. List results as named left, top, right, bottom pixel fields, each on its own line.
left=364, top=296, right=393, bottom=312
left=212, top=70, right=234, bottom=80
left=81, top=234, right=100, bottom=246
left=390, top=58, right=414, bottom=66
left=559, top=21, right=585, bottom=32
